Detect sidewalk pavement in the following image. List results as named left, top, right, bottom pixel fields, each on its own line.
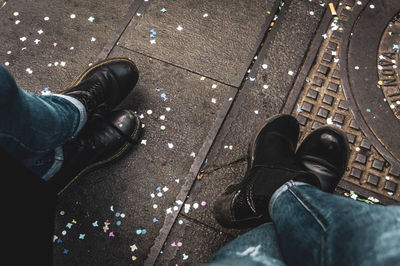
left=0, top=0, right=399, bottom=265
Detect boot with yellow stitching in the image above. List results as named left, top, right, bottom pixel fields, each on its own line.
left=48, top=109, right=142, bottom=194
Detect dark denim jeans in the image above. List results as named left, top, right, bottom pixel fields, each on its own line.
left=207, top=181, right=400, bottom=266
left=0, top=65, right=86, bottom=180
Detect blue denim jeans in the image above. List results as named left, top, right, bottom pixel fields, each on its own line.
left=207, top=181, right=400, bottom=266
left=0, top=65, right=87, bottom=180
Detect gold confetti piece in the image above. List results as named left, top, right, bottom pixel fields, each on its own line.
left=197, top=172, right=204, bottom=180
left=329, top=3, right=337, bottom=16
left=72, top=219, right=77, bottom=224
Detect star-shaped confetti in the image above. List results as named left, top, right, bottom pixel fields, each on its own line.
left=130, top=244, right=138, bottom=252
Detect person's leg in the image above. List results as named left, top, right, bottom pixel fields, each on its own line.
left=270, top=181, right=400, bottom=266
left=0, top=65, right=86, bottom=180
left=0, top=58, right=139, bottom=183
left=205, top=222, right=286, bottom=266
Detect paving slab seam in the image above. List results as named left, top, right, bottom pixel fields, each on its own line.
left=204, top=0, right=290, bottom=168
left=143, top=1, right=284, bottom=265
left=97, top=0, right=149, bottom=61
left=116, top=45, right=238, bottom=89
left=179, top=213, right=238, bottom=238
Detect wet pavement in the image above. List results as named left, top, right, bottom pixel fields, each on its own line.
left=0, top=0, right=399, bottom=265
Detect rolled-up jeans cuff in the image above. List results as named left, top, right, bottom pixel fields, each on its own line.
left=268, top=180, right=310, bottom=217
left=53, top=94, right=87, bottom=136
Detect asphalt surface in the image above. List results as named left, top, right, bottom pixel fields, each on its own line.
left=0, top=0, right=399, bottom=265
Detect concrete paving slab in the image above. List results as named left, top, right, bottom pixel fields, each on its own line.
left=52, top=46, right=236, bottom=265
left=154, top=215, right=235, bottom=265
left=178, top=0, right=327, bottom=246
left=0, top=0, right=132, bottom=94
left=119, top=0, right=278, bottom=87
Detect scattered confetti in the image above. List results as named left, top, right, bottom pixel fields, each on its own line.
left=183, top=254, right=189, bottom=260
left=79, top=234, right=85, bottom=239
left=168, top=143, right=174, bottom=149
left=88, top=16, right=95, bottom=22
left=177, top=25, right=183, bottom=31
left=70, top=14, right=76, bottom=19
left=203, top=13, right=209, bottom=18
left=328, top=3, right=337, bottom=16
left=161, top=8, right=167, bottom=13
left=130, top=244, right=138, bottom=252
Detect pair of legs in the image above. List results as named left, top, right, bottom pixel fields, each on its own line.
left=0, top=59, right=142, bottom=193
left=208, top=181, right=400, bottom=266
left=1, top=59, right=142, bottom=264
left=208, top=115, right=400, bottom=266
left=1, top=63, right=399, bottom=265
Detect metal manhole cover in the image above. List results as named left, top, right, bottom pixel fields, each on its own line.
left=286, top=0, right=400, bottom=204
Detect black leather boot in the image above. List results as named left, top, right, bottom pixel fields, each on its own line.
left=295, top=126, right=349, bottom=193
left=62, top=58, right=139, bottom=116
left=213, top=115, right=320, bottom=229
left=48, top=109, right=142, bottom=194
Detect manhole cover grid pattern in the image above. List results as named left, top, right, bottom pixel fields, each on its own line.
left=291, top=1, right=400, bottom=203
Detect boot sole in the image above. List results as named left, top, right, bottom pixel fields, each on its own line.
left=57, top=112, right=143, bottom=195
